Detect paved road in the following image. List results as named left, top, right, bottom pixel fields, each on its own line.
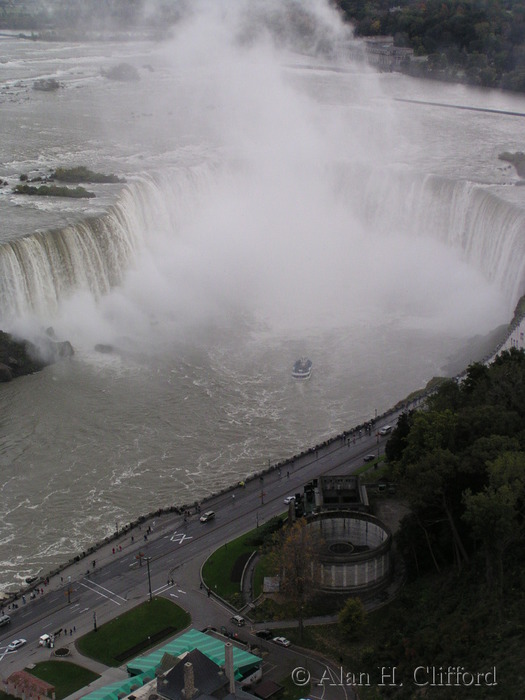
left=0, top=415, right=402, bottom=699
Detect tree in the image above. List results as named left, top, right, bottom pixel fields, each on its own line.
left=463, top=451, right=525, bottom=605
left=338, top=597, right=367, bottom=640
left=269, top=517, right=322, bottom=639
left=384, top=410, right=413, bottom=464
left=398, top=447, right=470, bottom=572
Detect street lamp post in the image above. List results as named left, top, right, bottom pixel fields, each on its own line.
left=146, top=556, right=152, bottom=602
left=93, top=611, right=97, bottom=632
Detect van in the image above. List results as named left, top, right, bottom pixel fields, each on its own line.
left=231, top=615, right=245, bottom=627
left=199, top=510, right=215, bottom=523
left=379, top=425, right=392, bottom=436
left=0, top=614, right=10, bottom=627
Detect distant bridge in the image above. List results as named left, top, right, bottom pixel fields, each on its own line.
left=395, top=97, right=525, bottom=119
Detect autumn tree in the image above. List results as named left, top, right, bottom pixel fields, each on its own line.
left=269, top=517, right=322, bottom=639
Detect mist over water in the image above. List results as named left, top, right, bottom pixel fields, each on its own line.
left=9, top=0, right=510, bottom=346
left=0, top=0, right=521, bottom=589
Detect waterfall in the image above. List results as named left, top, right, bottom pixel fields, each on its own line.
left=0, top=163, right=218, bottom=327
left=335, top=164, right=525, bottom=308
left=1, top=160, right=523, bottom=329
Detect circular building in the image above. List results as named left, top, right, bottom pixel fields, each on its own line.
left=306, top=510, right=392, bottom=594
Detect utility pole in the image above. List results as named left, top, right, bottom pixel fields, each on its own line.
left=146, top=556, right=152, bottom=602
left=93, top=611, right=97, bottom=632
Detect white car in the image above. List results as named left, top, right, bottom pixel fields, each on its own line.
left=7, top=639, right=26, bottom=651
left=283, top=496, right=295, bottom=504
left=272, top=636, right=291, bottom=647
left=199, top=510, right=215, bottom=523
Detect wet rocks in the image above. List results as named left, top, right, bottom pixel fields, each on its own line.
left=0, top=330, right=74, bottom=382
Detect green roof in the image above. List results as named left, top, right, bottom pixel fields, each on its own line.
left=82, top=628, right=261, bottom=700
left=80, top=671, right=152, bottom=700
left=127, top=628, right=261, bottom=677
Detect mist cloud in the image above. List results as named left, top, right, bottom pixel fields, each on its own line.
left=18, top=0, right=508, bottom=350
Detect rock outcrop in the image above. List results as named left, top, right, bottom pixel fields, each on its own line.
left=0, top=330, right=74, bottom=382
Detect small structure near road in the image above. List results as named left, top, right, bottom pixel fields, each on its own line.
left=308, top=510, right=392, bottom=595
left=4, top=670, right=55, bottom=700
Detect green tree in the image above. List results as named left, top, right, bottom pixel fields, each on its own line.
left=463, top=451, right=525, bottom=603
left=338, top=597, right=367, bottom=640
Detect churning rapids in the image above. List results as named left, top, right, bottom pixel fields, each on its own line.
left=1, top=1, right=524, bottom=592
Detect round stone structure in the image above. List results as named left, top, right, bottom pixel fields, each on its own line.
left=306, top=510, right=392, bottom=593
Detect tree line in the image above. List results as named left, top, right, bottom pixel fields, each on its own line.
left=336, top=0, right=525, bottom=91
left=387, top=347, right=525, bottom=610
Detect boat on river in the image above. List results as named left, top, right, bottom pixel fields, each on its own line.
left=292, top=357, right=312, bottom=379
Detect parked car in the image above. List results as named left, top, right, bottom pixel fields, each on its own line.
left=363, top=454, right=375, bottom=462
left=255, top=629, right=272, bottom=639
left=7, top=639, right=26, bottom=651
left=272, top=636, right=291, bottom=647
left=199, top=510, right=215, bottom=523
left=283, top=496, right=295, bottom=504
left=379, top=425, right=392, bottom=436
left=231, top=615, right=245, bottom=627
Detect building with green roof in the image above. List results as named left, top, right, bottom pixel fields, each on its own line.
left=81, top=629, right=262, bottom=700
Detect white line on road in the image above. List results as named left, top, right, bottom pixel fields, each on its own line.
left=170, top=532, right=193, bottom=544
left=83, top=579, right=127, bottom=602
left=79, top=581, right=123, bottom=605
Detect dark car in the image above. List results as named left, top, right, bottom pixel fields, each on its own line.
left=255, top=629, right=272, bottom=639
left=363, top=454, right=375, bottom=462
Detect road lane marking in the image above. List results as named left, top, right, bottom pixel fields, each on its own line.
left=82, top=579, right=127, bottom=602
left=80, top=581, right=122, bottom=605
left=170, top=532, right=193, bottom=544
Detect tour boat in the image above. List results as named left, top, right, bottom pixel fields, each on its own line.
left=292, top=357, right=312, bottom=379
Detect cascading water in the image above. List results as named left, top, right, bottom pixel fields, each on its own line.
left=0, top=163, right=220, bottom=328
left=333, top=163, right=525, bottom=310
left=2, top=162, right=521, bottom=332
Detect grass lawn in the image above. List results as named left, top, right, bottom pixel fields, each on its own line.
left=202, top=515, right=285, bottom=605
left=202, top=539, right=257, bottom=604
left=25, top=661, right=99, bottom=700
left=76, top=597, right=190, bottom=666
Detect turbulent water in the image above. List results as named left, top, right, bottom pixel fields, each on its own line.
left=1, top=2, right=524, bottom=591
